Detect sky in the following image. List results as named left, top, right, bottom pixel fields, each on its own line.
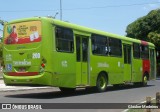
left=0, top=0, right=160, bottom=37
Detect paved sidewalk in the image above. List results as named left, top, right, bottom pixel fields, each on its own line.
left=0, top=80, right=53, bottom=92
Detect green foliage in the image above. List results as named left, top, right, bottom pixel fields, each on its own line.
left=126, top=9, right=160, bottom=50
left=7, top=25, right=12, bottom=34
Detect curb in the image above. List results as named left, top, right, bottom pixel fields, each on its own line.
left=0, top=87, right=53, bottom=93
left=0, top=87, right=55, bottom=92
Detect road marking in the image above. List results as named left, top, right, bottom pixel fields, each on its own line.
left=122, top=98, right=155, bottom=112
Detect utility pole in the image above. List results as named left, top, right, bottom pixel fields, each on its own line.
left=60, top=0, right=62, bottom=20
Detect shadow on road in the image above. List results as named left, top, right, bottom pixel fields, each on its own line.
left=5, top=84, right=154, bottom=99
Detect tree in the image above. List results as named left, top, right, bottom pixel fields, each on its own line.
left=126, top=9, right=160, bottom=50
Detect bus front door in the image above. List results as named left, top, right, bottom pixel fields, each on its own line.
left=123, top=44, right=132, bottom=82
left=76, top=36, right=89, bottom=86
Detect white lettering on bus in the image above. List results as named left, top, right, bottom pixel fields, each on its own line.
left=90, top=67, right=92, bottom=71
left=6, top=54, right=12, bottom=61
left=32, top=53, right=40, bottom=59
left=13, top=59, right=31, bottom=66
left=97, top=62, right=109, bottom=68
left=140, top=67, right=142, bottom=71
left=61, top=61, right=67, bottom=67
left=118, top=62, right=121, bottom=67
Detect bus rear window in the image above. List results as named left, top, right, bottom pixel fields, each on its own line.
left=4, top=21, right=41, bottom=44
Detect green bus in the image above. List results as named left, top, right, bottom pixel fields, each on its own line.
left=2, top=17, right=156, bottom=92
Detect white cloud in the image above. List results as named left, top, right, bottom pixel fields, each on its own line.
left=142, top=3, right=160, bottom=11
left=143, top=6, right=148, bottom=10
left=148, top=3, right=159, bottom=8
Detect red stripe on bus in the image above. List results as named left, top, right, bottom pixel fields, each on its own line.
left=141, top=40, right=148, bottom=45
left=5, top=36, right=41, bottom=44
left=142, top=59, right=150, bottom=75
left=7, top=72, right=39, bottom=76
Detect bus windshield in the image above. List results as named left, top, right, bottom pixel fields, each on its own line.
left=4, top=21, right=41, bottom=44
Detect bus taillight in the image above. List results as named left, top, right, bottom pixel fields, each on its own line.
left=41, top=63, right=45, bottom=68
left=41, top=58, right=46, bottom=68
left=40, top=58, right=46, bottom=73
left=40, top=63, right=45, bottom=73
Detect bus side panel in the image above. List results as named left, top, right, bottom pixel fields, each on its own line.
left=52, top=52, right=76, bottom=88
left=107, top=57, right=124, bottom=84
left=51, top=25, right=76, bottom=88
left=90, top=56, right=124, bottom=86
left=90, top=56, right=106, bottom=86
left=41, top=20, right=55, bottom=86
left=132, top=59, right=142, bottom=82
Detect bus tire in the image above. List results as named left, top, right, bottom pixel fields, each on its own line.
left=59, top=87, right=75, bottom=93
left=142, top=74, right=148, bottom=86
left=134, top=74, right=148, bottom=87
left=96, top=72, right=108, bottom=92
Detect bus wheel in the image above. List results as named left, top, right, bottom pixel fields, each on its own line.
left=59, top=87, right=75, bottom=93
left=96, top=73, right=108, bottom=92
left=142, top=75, right=148, bottom=86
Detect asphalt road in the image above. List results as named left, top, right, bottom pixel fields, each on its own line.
left=0, top=79, right=160, bottom=112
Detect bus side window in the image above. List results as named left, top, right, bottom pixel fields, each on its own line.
left=91, top=38, right=96, bottom=54
left=91, top=34, right=108, bottom=56
left=133, top=43, right=140, bottom=59
left=55, top=26, right=74, bottom=53
left=82, top=38, right=88, bottom=62
left=141, top=45, right=149, bottom=59
left=108, top=38, right=122, bottom=57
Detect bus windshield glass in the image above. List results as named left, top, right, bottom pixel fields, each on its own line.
left=4, top=21, right=41, bottom=44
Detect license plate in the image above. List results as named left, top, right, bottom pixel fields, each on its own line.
left=19, top=68, right=26, bottom=72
